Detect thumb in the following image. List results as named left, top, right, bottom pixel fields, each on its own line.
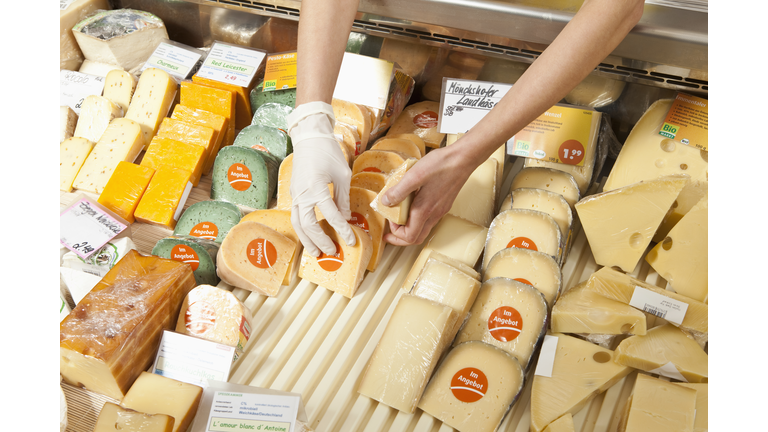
left=381, top=167, right=421, bottom=207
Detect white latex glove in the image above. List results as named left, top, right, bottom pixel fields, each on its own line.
left=287, top=102, right=356, bottom=257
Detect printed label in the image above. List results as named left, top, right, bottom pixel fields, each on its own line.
left=488, top=306, right=523, bottom=342
left=558, top=139, right=586, bottom=166
left=204, top=391, right=300, bottom=432
left=60, top=0, right=76, bottom=10
left=186, top=301, right=217, bottom=334
left=318, top=241, right=344, bottom=272
left=263, top=51, right=297, bottom=91
left=510, top=105, right=595, bottom=166
left=152, top=331, right=235, bottom=387
left=197, top=42, right=266, bottom=88
left=413, top=111, right=438, bottom=128
left=228, top=163, right=252, bottom=191
left=240, top=316, right=251, bottom=341
left=450, top=368, right=488, bottom=403
left=349, top=212, right=370, bottom=234
left=171, top=244, right=200, bottom=271
left=362, top=167, right=382, bottom=173
left=190, top=222, right=219, bottom=240
left=534, top=335, right=559, bottom=377
left=658, top=93, right=708, bottom=151
left=507, top=237, right=538, bottom=251
left=141, top=41, right=203, bottom=80
left=628, top=286, right=688, bottom=326
left=247, top=239, right=277, bottom=269
left=513, top=277, right=533, bottom=286
left=648, top=361, right=689, bottom=382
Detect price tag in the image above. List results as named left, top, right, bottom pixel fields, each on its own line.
left=333, top=52, right=394, bottom=110
left=628, top=286, right=689, bottom=326
left=60, top=70, right=106, bottom=115
left=151, top=331, right=235, bottom=388
left=438, top=78, right=513, bottom=135
left=142, top=41, right=204, bottom=80
left=509, top=104, right=596, bottom=166
left=648, top=361, right=689, bottom=382
left=263, top=51, right=297, bottom=91
left=534, top=334, right=559, bottom=377
left=60, top=197, right=128, bottom=260
left=203, top=390, right=301, bottom=432
left=196, top=42, right=266, bottom=88
left=658, top=92, right=708, bottom=151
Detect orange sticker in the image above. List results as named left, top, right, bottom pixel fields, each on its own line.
left=558, top=139, right=585, bottom=166
left=171, top=244, right=199, bottom=271
left=413, top=111, right=438, bottom=128
left=318, top=241, right=344, bottom=271
left=514, top=277, right=533, bottom=286
left=240, top=316, right=251, bottom=340
left=349, top=212, right=369, bottom=234
left=362, top=167, right=382, bottom=173
left=247, top=238, right=277, bottom=269
left=185, top=301, right=216, bottom=334
left=228, top=163, right=252, bottom=191
left=189, top=222, right=219, bottom=240
left=507, top=237, right=538, bottom=251
left=251, top=144, right=271, bottom=155
left=355, top=141, right=362, bottom=156
left=488, top=306, right=523, bottom=342
left=450, top=367, right=488, bottom=403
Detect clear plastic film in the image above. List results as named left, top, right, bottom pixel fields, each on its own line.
left=509, top=167, right=581, bottom=209
left=173, top=200, right=242, bottom=244
left=332, top=99, right=372, bottom=150
left=454, top=278, right=548, bottom=370
left=298, top=220, right=372, bottom=298
left=210, top=145, right=279, bottom=211
left=484, top=209, right=563, bottom=270
left=240, top=209, right=303, bottom=286
left=447, top=158, right=498, bottom=228
left=170, top=105, right=228, bottom=174
left=507, top=187, right=573, bottom=266
left=234, top=124, right=292, bottom=161
left=483, top=247, right=562, bottom=309
left=417, top=341, right=525, bottom=432
left=152, top=235, right=220, bottom=286
left=367, top=67, right=416, bottom=142
left=552, top=280, right=646, bottom=336
left=250, top=102, right=294, bottom=133
left=619, top=373, right=698, bottom=432
left=59, top=249, right=196, bottom=399
left=334, top=121, right=361, bottom=160
left=72, top=9, right=165, bottom=40
left=358, top=294, right=458, bottom=413
left=579, top=334, right=620, bottom=350
left=370, top=137, right=422, bottom=160
left=142, top=136, right=205, bottom=187
left=192, top=74, right=259, bottom=130
left=400, top=247, right=479, bottom=293
left=370, top=157, right=418, bottom=225
left=62, top=237, right=137, bottom=278
left=564, top=74, right=626, bottom=108
left=385, top=101, right=445, bottom=149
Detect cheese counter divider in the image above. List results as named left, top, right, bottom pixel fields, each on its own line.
left=59, top=156, right=680, bottom=432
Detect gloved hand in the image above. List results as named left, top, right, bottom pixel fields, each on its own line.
left=287, top=102, right=356, bottom=257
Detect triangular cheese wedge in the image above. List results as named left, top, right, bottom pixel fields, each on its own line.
left=542, top=413, right=574, bottom=432
left=240, top=210, right=302, bottom=286
left=530, top=333, right=632, bottom=432
left=448, top=158, right=498, bottom=228
left=551, top=281, right=647, bottom=335
left=349, top=187, right=387, bottom=272
left=621, top=374, right=697, bottom=432
left=574, top=174, right=688, bottom=272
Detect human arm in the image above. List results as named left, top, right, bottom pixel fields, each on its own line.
left=382, top=0, right=645, bottom=246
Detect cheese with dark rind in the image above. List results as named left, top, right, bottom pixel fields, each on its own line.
left=97, top=161, right=155, bottom=224
left=173, top=200, right=242, bottom=244
left=234, top=124, right=292, bottom=161
left=210, top=145, right=279, bottom=211
left=59, top=250, right=196, bottom=400
left=152, top=235, right=220, bottom=286
left=250, top=80, right=296, bottom=113
left=510, top=167, right=580, bottom=208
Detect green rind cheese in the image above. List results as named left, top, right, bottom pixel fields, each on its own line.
left=173, top=200, right=243, bottom=243
left=251, top=102, right=293, bottom=131
left=211, top=145, right=278, bottom=210
left=250, top=81, right=296, bottom=113
left=151, top=235, right=220, bottom=286
left=234, top=124, right=292, bottom=161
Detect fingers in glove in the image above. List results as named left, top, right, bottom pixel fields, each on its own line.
left=317, top=198, right=357, bottom=247
left=332, top=170, right=352, bottom=220
left=291, top=203, right=337, bottom=257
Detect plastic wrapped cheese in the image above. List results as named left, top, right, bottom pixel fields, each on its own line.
left=234, top=124, right=292, bottom=161
left=386, top=101, right=444, bottom=148
left=483, top=247, right=562, bottom=308
left=484, top=209, right=563, bottom=270
left=350, top=171, right=387, bottom=193
left=240, top=209, right=303, bottom=286
left=333, top=99, right=372, bottom=150
left=62, top=237, right=137, bottom=278
left=349, top=187, right=387, bottom=272
left=141, top=136, right=205, bottom=187
left=352, top=150, right=406, bottom=176
left=97, top=162, right=155, bottom=224
left=193, top=74, right=258, bottom=131
left=370, top=138, right=421, bottom=159
left=565, top=74, right=626, bottom=108
left=210, top=145, right=279, bottom=211
left=510, top=167, right=580, bottom=208
left=152, top=236, right=220, bottom=286
left=61, top=0, right=111, bottom=70
left=250, top=80, right=296, bottom=113
left=448, top=158, right=498, bottom=228
left=180, top=80, right=236, bottom=147
left=173, top=200, right=242, bottom=244
left=251, top=102, right=293, bottom=132
left=59, top=250, right=196, bottom=400
left=157, top=117, right=217, bottom=175
left=121, top=372, right=203, bottom=432
left=551, top=281, right=646, bottom=335
left=371, top=158, right=417, bottom=225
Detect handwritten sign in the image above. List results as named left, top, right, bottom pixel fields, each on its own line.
left=60, top=197, right=128, bottom=260
left=60, top=70, right=105, bottom=115
left=438, top=78, right=513, bottom=134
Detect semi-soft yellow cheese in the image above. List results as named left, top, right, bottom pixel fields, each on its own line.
left=510, top=167, right=580, bottom=208
left=482, top=247, right=562, bottom=308
left=93, top=402, right=174, bottom=432
left=180, top=81, right=236, bottom=147
left=484, top=209, right=562, bottom=270
left=387, top=133, right=426, bottom=156
left=133, top=166, right=193, bottom=230
left=352, top=149, right=406, bottom=176
left=333, top=99, right=372, bottom=150
left=448, top=158, right=498, bottom=228
left=103, top=69, right=137, bottom=114
left=97, top=161, right=155, bottom=224
left=370, top=138, right=421, bottom=159
left=386, top=101, right=444, bottom=148
left=350, top=171, right=387, bottom=193
left=60, top=137, right=94, bottom=192
left=542, top=413, right=575, bottom=432
left=121, top=372, right=203, bottom=432
left=676, top=383, right=707, bottom=432
left=276, top=153, right=293, bottom=210
left=358, top=294, right=458, bottom=413
left=171, top=105, right=227, bottom=175
left=192, top=74, right=254, bottom=131
left=140, top=136, right=205, bottom=187
left=73, top=95, right=123, bottom=143
left=403, top=249, right=480, bottom=293
left=334, top=122, right=361, bottom=161
left=509, top=187, right=572, bottom=242
left=551, top=281, right=647, bottom=335
left=156, top=117, right=216, bottom=177
left=575, top=175, right=688, bottom=272
left=371, top=158, right=418, bottom=225
left=124, top=68, right=177, bottom=146
left=417, top=341, right=525, bottom=432
left=350, top=187, right=387, bottom=272
left=620, top=373, right=697, bottom=432
left=240, top=209, right=303, bottom=286
left=453, top=278, right=547, bottom=369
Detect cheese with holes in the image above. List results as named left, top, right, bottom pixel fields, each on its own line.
left=484, top=209, right=562, bottom=270
left=299, top=220, right=372, bottom=298
left=133, top=165, right=193, bottom=229
left=575, top=175, right=688, bottom=272
left=412, top=257, right=480, bottom=338
left=483, top=248, right=562, bottom=308
left=621, top=374, right=697, bottom=432
left=509, top=188, right=572, bottom=241
left=60, top=137, right=94, bottom=192
left=645, top=195, right=708, bottom=302
left=371, top=138, right=421, bottom=159
left=349, top=187, right=386, bottom=272
left=333, top=99, right=372, bottom=150
left=60, top=0, right=111, bottom=70
left=552, top=281, right=647, bottom=335
left=351, top=171, right=387, bottom=193
left=615, top=324, right=707, bottom=383
left=676, top=383, right=707, bottom=432
left=352, top=149, right=406, bottom=176
left=371, top=158, right=417, bottom=225
left=59, top=250, right=195, bottom=400
left=510, top=167, right=580, bottom=208
left=176, top=284, right=253, bottom=361
left=124, top=68, right=177, bottom=146
left=454, top=278, right=547, bottom=369
left=97, top=161, right=154, bottom=223
left=387, top=101, right=444, bottom=148
left=152, top=236, right=220, bottom=286
left=173, top=200, right=242, bottom=244
left=193, top=74, right=255, bottom=130
left=61, top=106, right=78, bottom=142
left=240, top=210, right=302, bottom=286
left=93, top=402, right=174, bottom=432
left=358, top=294, right=458, bottom=413
left=542, top=413, right=575, bottom=432
left=180, top=81, right=236, bottom=147
left=121, top=372, right=203, bottom=432
left=530, top=333, right=633, bottom=432
left=418, top=341, right=525, bottom=432
left=72, top=118, right=144, bottom=194
left=73, top=95, right=123, bottom=143
left=217, top=221, right=296, bottom=296
left=141, top=136, right=205, bottom=187
left=157, top=117, right=216, bottom=178
left=448, top=158, right=498, bottom=228
left=102, top=70, right=136, bottom=113
left=211, top=146, right=279, bottom=211
left=171, top=105, right=227, bottom=174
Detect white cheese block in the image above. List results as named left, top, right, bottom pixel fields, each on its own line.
left=620, top=374, right=697, bottom=432
left=551, top=281, right=647, bottom=335
left=93, top=402, right=174, bottom=432
left=124, top=68, right=177, bottom=146
left=483, top=247, right=562, bottom=308
left=103, top=69, right=137, bottom=113
left=72, top=118, right=145, bottom=194
left=448, top=158, right=498, bottom=228
left=645, top=194, right=708, bottom=302
left=60, top=0, right=110, bottom=70
left=371, top=158, right=417, bottom=225
left=60, top=106, right=79, bottom=143
left=575, top=175, right=688, bottom=272
left=510, top=167, right=580, bottom=208
left=73, top=95, right=124, bottom=143
left=60, top=137, right=94, bottom=192
left=79, top=59, right=125, bottom=78
left=120, top=372, right=202, bottom=432
left=358, top=294, right=458, bottom=413
left=59, top=267, right=102, bottom=309
left=484, top=209, right=562, bottom=270
left=417, top=341, right=525, bottom=432
left=454, top=277, right=548, bottom=369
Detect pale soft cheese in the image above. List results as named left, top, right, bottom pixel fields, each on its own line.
left=60, top=0, right=110, bottom=70
left=93, top=402, right=174, bottom=432
left=103, top=69, right=137, bottom=113
left=121, top=372, right=202, bottom=432
left=73, top=95, right=123, bottom=143
left=125, top=68, right=178, bottom=146
left=60, top=137, right=94, bottom=192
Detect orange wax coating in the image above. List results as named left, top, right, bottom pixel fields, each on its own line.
left=179, top=81, right=236, bottom=148
left=171, top=105, right=227, bottom=174
left=192, top=74, right=254, bottom=130
left=140, top=136, right=205, bottom=187
left=97, top=161, right=155, bottom=224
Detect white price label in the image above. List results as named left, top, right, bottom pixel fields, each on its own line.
left=204, top=390, right=300, bottom=432
left=534, top=335, right=559, bottom=378
left=60, top=198, right=128, bottom=260
left=151, top=331, right=235, bottom=388
left=196, top=42, right=265, bottom=87
left=60, top=70, right=106, bottom=115
left=142, top=41, right=203, bottom=80
left=648, top=361, right=689, bottom=382
left=332, top=52, right=393, bottom=110
left=629, top=286, right=689, bottom=326
left=438, top=78, right=513, bottom=134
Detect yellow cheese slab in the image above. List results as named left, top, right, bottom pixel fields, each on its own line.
left=352, top=149, right=406, bottom=176
left=371, top=158, right=417, bottom=225
left=124, top=68, right=177, bottom=146
left=73, top=95, right=123, bottom=143
left=134, top=165, right=193, bottom=230
left=180, top=81, right=236, bottom=147
left=448, top=158, right=498, bottom=228
left=103, top=69, right=137, bottom=113
left=140, top=136, right=205, bottom=187
left=60, top=137, right=94, bottom=192
left=484, top=209, right=562, bottom=270
left=192, top=74, right=254, bottom=130
left=551, top=280, right=647, bottom=335
left=350, top=171, right=387, bottom=193
left=240, top=209, right=302, bottom=286
left=157, top=117, right=216, bottom=177
left=97, top=161, right=155, bottom=224
left=171, top=105, right=227, bottom=174
left=483, top=247, right=562, bottom=308
left=371, top=137, right=421, bottom=159
left=333, top=99, right=372, bottom=150
left=349, top=187, right=387, bottom=272
left=510, top=167, right=580, bottom=208
left=93, top=402, right=174, bottom=432
left=387, top=101, right=444, bottom=148
left=676, top=383, right=708, bottom=432
left=121, top=372, right=203, bottom=432
left=621, top=373, right=697, bottom=432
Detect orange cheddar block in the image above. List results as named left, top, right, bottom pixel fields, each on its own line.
left=192, top=75, right=254, bottom=131
left=171, top=105, right=227, bottom=174
left=97, top=162, right=155, bottom=224
left=156, top=117, right=216, bottom=176
left=140, top=136, right=205, bottom=187
left=180, top=81, right=236, bottom=148
left=134, top=165, right=193, bottom=230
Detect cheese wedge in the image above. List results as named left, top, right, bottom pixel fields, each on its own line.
left=349, top=187, right=387, bottom=272
left=334, top=122, right=362, bottom=160
left=171, top=105, right=227, bottom=174
left=93, top=402, right=174, bottom=432
left=620, top=373, right=697, bottom=432
left=371, top=138, right=421, bottom=159
left=371, top=158, right=418, bottom=225
left=124, top=68, right=177, bottom=146
left=192, top=74, right=255, bottom=130
left=333, top=99, right=372, bottom=150
left=551, top=281, right=647, bottom=335
left=121, top=372, right=203, bottom=432
left=210, top=146, right=279, bottom=211
left=133, top=165, right=193, bottom=230
left=509, top=188, right=572, bottom=241
left=60, top=0, right=111, bottom=70
left=60, top=137, right=95, bottom=192
left=386, top=101, right=444, bottom=148
left=510, top=167, right=580, bottom=208
left=350, top=171, right=387, bottom=193
left=240, top=209, right=303, bottom=286
left=676, top=383, right=708, bottom=432
left=97, top=161, right=155, bottom=223
left=180, top=81, right=236, bottom=147
left=575, top=175, right=688, bottom=272
left=542, top=413, right=575, bottom=432
left=73, top=95, right=123, bottom=143
left=352, top=149, right=406, bottom=176
left=103, top=69, right=137, bottom=113
left=484, top=209, right=562, bottom=270
left=61, top=106, right=78, bottom=142
left=276, top=153, right=293, bottom=210
left=152, top=236, right=220, bottom=286
left=298, top=220, right=372, bottom=298
left=140, top=136, right=205, bottom=187
left=483, top=247, right=562, bottom=308
left=448, top=158, right=498, bottom=228
left=530, top=333, right=633, bottom=432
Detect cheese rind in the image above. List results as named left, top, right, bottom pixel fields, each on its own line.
left=240, top=209, right=303, bottom=286
left=483, top=247, right=562, bottom=308
left=173, top=200, right=242, bottom=244
left=124, top=68, right=178, bottom=145
left=61, top=106, right=79, bottom=142
left=152, top=236, right=220, bottom=286
left=484, top=209, right=562, bottom=270
left=73, top=95, right=123, bottom=143
left=60, top=137, right=95, bottom=192
left=93, top=402, right=174, bottom=432
left=97, top=161, right=155, bottom=223
left=510, top=167, right=580, bottom=208
left=386, top=101, right=444, bottom=148
left=350, top=187, right=387, bottom=272
left=551, top=281, right=647, bottom=335
left=371, top=158, right=417, bottom=225
left=621, top=374, right=697, bottom=432
left=509, top=188, right=572, bottom=241
left=121, top=372, right=203, bottom=432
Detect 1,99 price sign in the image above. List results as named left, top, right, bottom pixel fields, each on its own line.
left=558, top=140, right=585, bottom=166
